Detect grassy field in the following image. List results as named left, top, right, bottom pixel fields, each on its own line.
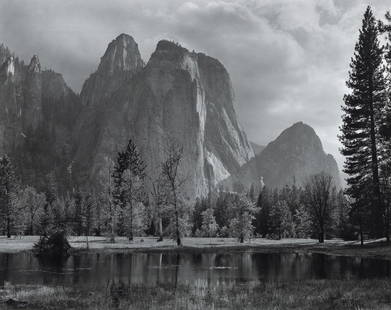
left=0, top=235, right=319, bottom=253
left=1, top=279, right=391, bottom=309
left=1, top=235, right=391, bottom=260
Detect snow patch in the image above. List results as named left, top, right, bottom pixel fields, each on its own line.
left=206, top=150, right=230, bottom=184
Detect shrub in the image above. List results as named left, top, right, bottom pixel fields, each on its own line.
left=33, top=230, right=72, bottom=259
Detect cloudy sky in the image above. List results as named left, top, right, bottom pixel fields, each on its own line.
left=0, top=0, right=390, bottom=169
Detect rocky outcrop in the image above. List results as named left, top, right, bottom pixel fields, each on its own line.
left=73, top=36, right=254, bottom=198
left=0, top=46, right=81, bottom=191
left=227, top=122, right=341, bottom=190
left=0, top=38, right=342, bottom=198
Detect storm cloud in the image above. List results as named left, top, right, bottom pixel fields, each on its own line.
left=1, top=0, right=389, bottom=169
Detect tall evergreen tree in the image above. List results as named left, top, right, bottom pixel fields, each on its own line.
left=254, top=187, right=272, bottom=237
left=339, top=6, right=387, bottom=238
left=73, top=188, right=83, bottom=236
left=379, top=11, right=391, bottom=241
left=112, top=150, right=127, bottom=236
left=41, top=172, right=57, bottom=236
left=0, top=155, right=17, bottom=238
left=112, top=139, right=146, bottom=240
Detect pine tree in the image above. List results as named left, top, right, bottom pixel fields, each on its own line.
left=379, top=11, right=391, bottom=242
left=73, top=188, right=83, bottom=236
left=229, top=194, right=257, bottom=243
left=112, top=151, right=127, bottom=236
left=0, top=155, right=17, bottom=238
left=254, top=187, right=272, bottom=237
left=20, top=186, right=45, bottom=235
left=41, top=172, right=57, bottom=236
left=123, top=139, right=146, bottom=241
left=83, top=192, right=95, bottom=249
left=112, top=139, right=146, bottom=240
left=199, top=208, right=218, bottom=237
left=339, top=6, right=387, bottom=238
left=269, top=200, right=293, bottom=239
left=294, top=204, right=311, bottom=238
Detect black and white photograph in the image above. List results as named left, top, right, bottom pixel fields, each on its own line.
left=1, top=0, right=391, bottom=309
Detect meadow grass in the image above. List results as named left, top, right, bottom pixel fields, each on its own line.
left=1, top=279, right=391, bottom=309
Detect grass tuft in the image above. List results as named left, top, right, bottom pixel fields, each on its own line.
left=1, top=279, right=391, bottom=309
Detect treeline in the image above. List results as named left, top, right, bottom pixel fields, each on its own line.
left=0, top=140, right=347, bottom=244
left=340, top=7, right=391, bottom=243
left=193, top=173, right=347, bottom=243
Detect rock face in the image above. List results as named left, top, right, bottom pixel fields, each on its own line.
left=0, top=44, right=81, bottom=191
left=1, top=35, right=340, bottom=198
left=73, top=35, right=254, bottom=198
left=227, top=122, right=341, bottom=190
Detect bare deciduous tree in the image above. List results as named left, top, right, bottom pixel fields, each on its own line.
left=304, top=172, right=336, bottom=243
left=161, top=140, right=185, bottom=246
left=149, top=174, right=167, bottom=242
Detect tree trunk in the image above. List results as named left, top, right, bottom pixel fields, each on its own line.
left=368, top=91, right=383, bottom=238
left=110, top=204, right=116, bottom=243
left=173, top=187, right=181, bottom=246
left=240, top=234, right=244, bottom=243
left=318, top=232, right=324, bottom=243
left=157, top=218, right=163, bottom=242
left=129, top=202, right=133, bottom=242
left=175, top=206, right=181, bottom=246
left=386, top=202, right=390, bottom=244
left=29, top=215, right=34, bottom=236
left=6, top=215, right=11, bottom=238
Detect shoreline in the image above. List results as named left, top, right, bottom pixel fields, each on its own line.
left=0, top=236, right=390, bottom=259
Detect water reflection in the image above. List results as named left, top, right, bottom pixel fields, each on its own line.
left=0, top=251, right=390, bottom=289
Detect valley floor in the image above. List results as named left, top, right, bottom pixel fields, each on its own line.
left=0, top=236, right=390, bottom=259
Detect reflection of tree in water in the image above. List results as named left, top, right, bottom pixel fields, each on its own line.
left=0, top=253, right=10, bottom=285
left=174, top=253, right=180, bottom=291
left=3, top=251, right=391, bottom=292
left=72, top=255, right=80, bottom=285
left=236, top=252, right=252, bottom=283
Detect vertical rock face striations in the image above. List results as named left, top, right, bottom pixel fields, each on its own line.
left=0, top=45, right=81, bottom=191
left=73, top=36, right=254, bottom=198
left=227, top=122, right=341, bottom=190
left=0, top=35, right=340, bottom=198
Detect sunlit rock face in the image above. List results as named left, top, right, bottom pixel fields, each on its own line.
left=73, top=36, right=254, bottom=199
left=226, top=122, right=341, bottom=190
left=0, top=45, right=81, bottom=191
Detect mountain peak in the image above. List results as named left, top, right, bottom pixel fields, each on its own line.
left=97, top=33, right=144, bottom=75
left=275, top=121, right=322, bottom=150
left=28, top=55, right=41, bottom=73
left=229, top=122, right=341, bottom=189
left=149, top=40, right=189, bottom=63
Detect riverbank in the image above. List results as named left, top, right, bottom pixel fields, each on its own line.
left=1, top=279, right=391, bottom=309
left=0, top=236, right=390, bottom=259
